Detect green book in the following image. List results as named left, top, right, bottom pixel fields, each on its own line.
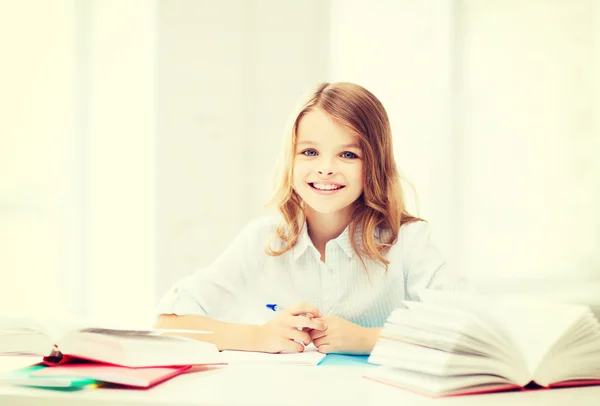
left=1, top=364, right=100, bottom=391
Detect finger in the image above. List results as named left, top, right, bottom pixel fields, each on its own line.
left=316, top=344, right=333, bottom=354
left=313, top=336, right=329, bottom=348
left=287, top=302, right=322, bottom=318
left=309, top=328, right=327, bottom=340
left=289, top=315, right=327, bottom=331
left=288, top=328, right=311, bottom=346
left=280, top=340, right=305, bottom=354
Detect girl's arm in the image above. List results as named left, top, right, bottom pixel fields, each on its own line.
left=155, top=314, right=261, bottom=351
left=155, top=219, right=264, bottom=333
left=154, top=218, right=326, bottom=352
left=156, top=302, right=326, bottom=352
left=402, top=221, right=462, bottom=300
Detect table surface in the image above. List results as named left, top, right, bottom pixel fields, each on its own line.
left=1, top=357, right=600, bottom=406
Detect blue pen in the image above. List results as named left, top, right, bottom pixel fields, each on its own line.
left=266, top=304, right=314, bottom=318
left=266, top=304, right=285, bottom=312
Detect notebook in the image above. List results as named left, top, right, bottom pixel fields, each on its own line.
left=222, top=344, right=326, bottom=365
left=318, top=354, right=374, bottom=367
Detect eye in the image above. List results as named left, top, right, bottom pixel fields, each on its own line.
left=340, top=151, right=358, bottom=159
left=301, top=149, right=318, bottom=157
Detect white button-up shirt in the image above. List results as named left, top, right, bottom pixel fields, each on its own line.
left=157, top=216, right=455, bottom=328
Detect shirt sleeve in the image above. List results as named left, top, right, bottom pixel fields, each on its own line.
left=155, top=218, right=268, bottom=320
left=401, top=221, right=461, bottom=301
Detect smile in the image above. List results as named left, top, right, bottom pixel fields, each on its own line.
left=308, top=182, right=345, bottom=192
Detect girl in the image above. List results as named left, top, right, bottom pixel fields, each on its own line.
left=155, top=82, right=453, bottom=355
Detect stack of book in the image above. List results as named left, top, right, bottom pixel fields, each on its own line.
left=0, top=316, right=222, bottom=389
left=366, top=290, right=600, bottom=397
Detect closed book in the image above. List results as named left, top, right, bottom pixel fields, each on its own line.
left=31, top=364, right=191, bottom=388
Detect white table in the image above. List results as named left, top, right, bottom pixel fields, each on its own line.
left=1, top=357, right=600, bottom=406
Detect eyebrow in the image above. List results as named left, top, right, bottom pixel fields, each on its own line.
left=297, top=140, right=361, bottom=149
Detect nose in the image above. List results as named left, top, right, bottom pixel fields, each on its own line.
left=316, top=155, right=335, bottom=176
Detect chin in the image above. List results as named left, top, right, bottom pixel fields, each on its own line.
left=303, top=201, right=350, bottom=215
left=309, top=207, right=342, bottom=215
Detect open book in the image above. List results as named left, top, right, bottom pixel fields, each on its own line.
left=366, top=290, right=600, bottom=397
left=0, top=316, right=222, bottom=368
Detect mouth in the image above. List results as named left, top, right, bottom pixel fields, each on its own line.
left=308, top=182, right=345, bottom=191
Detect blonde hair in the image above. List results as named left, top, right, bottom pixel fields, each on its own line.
left=266, top=82, right=419, bottom=270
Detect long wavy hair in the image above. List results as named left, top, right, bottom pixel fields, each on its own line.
left=266, top=82, right=420, bottom=270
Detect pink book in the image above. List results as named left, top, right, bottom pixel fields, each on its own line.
left=31, top=364, right=192, bottom=388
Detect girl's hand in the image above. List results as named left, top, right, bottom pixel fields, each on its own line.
left=252, top=302, right=327, bottom=353
left=309, top=316, right=381, bottom=355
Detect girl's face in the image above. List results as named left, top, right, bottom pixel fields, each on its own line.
left=293, top=108, right=364, bottom=216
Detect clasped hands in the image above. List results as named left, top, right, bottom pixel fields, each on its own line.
left=253, top=302, right=380, bottom=355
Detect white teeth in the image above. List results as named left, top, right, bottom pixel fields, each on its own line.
left=312, top=183, right=342, bottom=190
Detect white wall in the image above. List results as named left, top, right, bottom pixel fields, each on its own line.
left=0, top=0, right=330, bottom=322
left=329, top=0, right=458, bottom=274
left=3, top=1, right=599, bottom=322
left=329, top=0, right=600, bottom=293
left=459, top=0, right=600, bottom=281
left=156, top=0, right=330, bottom=295
left=0, top=0, right=157, bottom=323
left=83, top=0, right=157, bottom=324
left=0, top=0, right=77, bottom=316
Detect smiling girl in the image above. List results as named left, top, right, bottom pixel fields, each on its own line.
left=155, top=82, right=454, bottom=355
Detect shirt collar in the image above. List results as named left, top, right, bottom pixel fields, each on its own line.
left=332, top=223, right=357, bottom=259
left=292, top=221, right=371, bottom=261
left=292, top=223, right=317, bottom=261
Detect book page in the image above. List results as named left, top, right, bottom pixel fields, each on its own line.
left=365, top=366, right=518, bottom=397
left=532, top=312, right=600, bottom=385
left=0, top=314, right=81, bottom=355
left=369, top=336, right=517, bottom=381
left=0, top=313, right=86, bottom=342
left=477, top=298, right=590, bottom=376
left=58, top=332, right=222, bottom=367
left=222, top=344, right=326, bottom=365
left=395, top=303, right=514, bottom=360
left=418, top=290, right=591, bottom=377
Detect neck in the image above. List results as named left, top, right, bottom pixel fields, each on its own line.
left=304, top=205, right=353, bottom=256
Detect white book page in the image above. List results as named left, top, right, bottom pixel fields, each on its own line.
left=532, top=313, right=600, bottom=385
left=477, top=298, right=589, bottom=376
left=222, top=344, right=325, bottom=365
left=58, top=332, right=222, bottom=367
left=0, top=314, right=83, bottom=355
left=365, top=366, right=516, bottom=397
left=419, top=290, right=589, bottom=377
left=0, top=315, right=75, bottom=338
left=396, top=303, right=514, bottom=361
left=0, top=312, right=201, bottom=341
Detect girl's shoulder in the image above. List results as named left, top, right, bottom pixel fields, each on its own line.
left=398, top=219, right=431, bottom=239
left=378, top=220, right=431, bottom=243
left=383, top=220, right=433, bottom=257
left=238, top=214, right=281, bottom=241
left=225, top=215, right=283, bottom=258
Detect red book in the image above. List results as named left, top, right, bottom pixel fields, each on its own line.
left=30, top=364, right=192, bottom=389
